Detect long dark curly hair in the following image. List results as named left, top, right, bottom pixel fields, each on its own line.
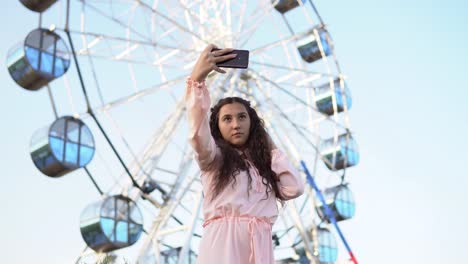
left=208, top=97, right=284, bottom=201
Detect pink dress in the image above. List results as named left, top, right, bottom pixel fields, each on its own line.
left=185, top=78, right=305, bottom=264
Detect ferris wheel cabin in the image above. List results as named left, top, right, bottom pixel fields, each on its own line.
left=272, top=0, right=306, bottom=14
left=20, top=0, right=58, bottom=13
left=7, top=28, right=70, bottom=91
left=320, top=133, right=359, bottom=171
left=297, top=28, right=332, bottom=63
left=279, top=227, right=338, bottom=264
left=317, top=185, right=356, bottom=223
left=80, top=195, right=144, bottom=253
left=30, top=116, right=95, bottom=177
left=315, top=78, right=352, bottom=115
left=313, top=227, right=338, bottom=264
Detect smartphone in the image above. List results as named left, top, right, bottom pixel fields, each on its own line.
left=214, top=49, right=249, bottom=69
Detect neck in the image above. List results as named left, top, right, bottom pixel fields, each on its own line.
left=233, top=144, right=247, bottom=151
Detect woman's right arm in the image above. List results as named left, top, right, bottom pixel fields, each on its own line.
left=185, top=78, right=217, bottom=169
left=185, top=44, right=237, bottom=169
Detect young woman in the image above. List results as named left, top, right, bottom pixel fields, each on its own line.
left=186, top=44, right=304, bottom=264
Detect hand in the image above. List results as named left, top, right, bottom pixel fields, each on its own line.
left=190, top=44, right=237, bottom=82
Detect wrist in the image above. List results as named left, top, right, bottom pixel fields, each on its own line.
left=190, top=70, right=208, bottom=82
left=190, top=75, right=205, bottom=82
left=187, top=76, right=206, bottom=88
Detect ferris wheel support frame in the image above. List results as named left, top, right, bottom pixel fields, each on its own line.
left=11, top=0, right=360, bottom=262
left=301, top=161, right=359, bottom=264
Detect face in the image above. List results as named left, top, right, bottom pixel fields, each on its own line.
left=218, top=102, right=251, bottom=147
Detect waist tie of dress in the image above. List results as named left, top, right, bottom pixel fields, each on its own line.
left=203, top=215, right=271, bottom=263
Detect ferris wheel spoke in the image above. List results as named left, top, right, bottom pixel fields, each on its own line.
left=135, top=101, right=187, bottom=176
left=79, top=52, right=185, bottom=68
left=251, top=60, right=335, bottom=78
left=133, top=166, right=193, bottom=225
left=298, top=187, right=317, bottom=217
left=232, top=78, right=320, bottom=147
left=250, top=70, right=317, bottom=112
left=70, top=1, right=205, bottom=67
left=83, top=75, right=186, bottom=115
left=64, top=38, right=191, bottom=66
left=177, top=1, right=210, bottom=46
left=74, top=245, right=90, bottom=264
left=73, top=52, right=166, bottom=66
left=137, top=170, right=198, bottom=261
left=78, top=0, right=154, bottom=42
left=235, top=1, right=275, bottom=48
left=133, top=1, right=209, bottom=44
left=252, top=77, right=318, bottom=150
left=249, top=27, right=318, bottom=55
left=251, top=75, right=341, bottom=171
left=250, top=69, right=350, bottom=132
left=176, top=190, right=203, bottom=263
left=64, top=29, right=197, bottom=53
left=269, top=111, right=333, bottom=170
left=307, top=0, right=325, bottom=26
left=232, top=0, right=248, bottom=36
left=262, top=104, right=318, bottom=164
left=98, top=108, right=158, bottom=188
left=77, top=1, right=195, bottom=60
left=274, top=216, right=301, bottom=250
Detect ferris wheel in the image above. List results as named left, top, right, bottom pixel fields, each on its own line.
left=8, top=0, right=360, bottom=263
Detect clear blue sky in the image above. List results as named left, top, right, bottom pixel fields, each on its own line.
left=1, top=1, right=467, bottom=263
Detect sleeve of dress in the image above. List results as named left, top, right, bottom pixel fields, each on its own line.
left=185, top=77, right=218, bottom=170
left=271, top=149, right=305, bottom=200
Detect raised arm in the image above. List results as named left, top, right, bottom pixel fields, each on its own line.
left=185, top=44, right=237, bottom=170
left=271, top=149, right=305, bottom=200
left=186, top=78, right=219, bottom=169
